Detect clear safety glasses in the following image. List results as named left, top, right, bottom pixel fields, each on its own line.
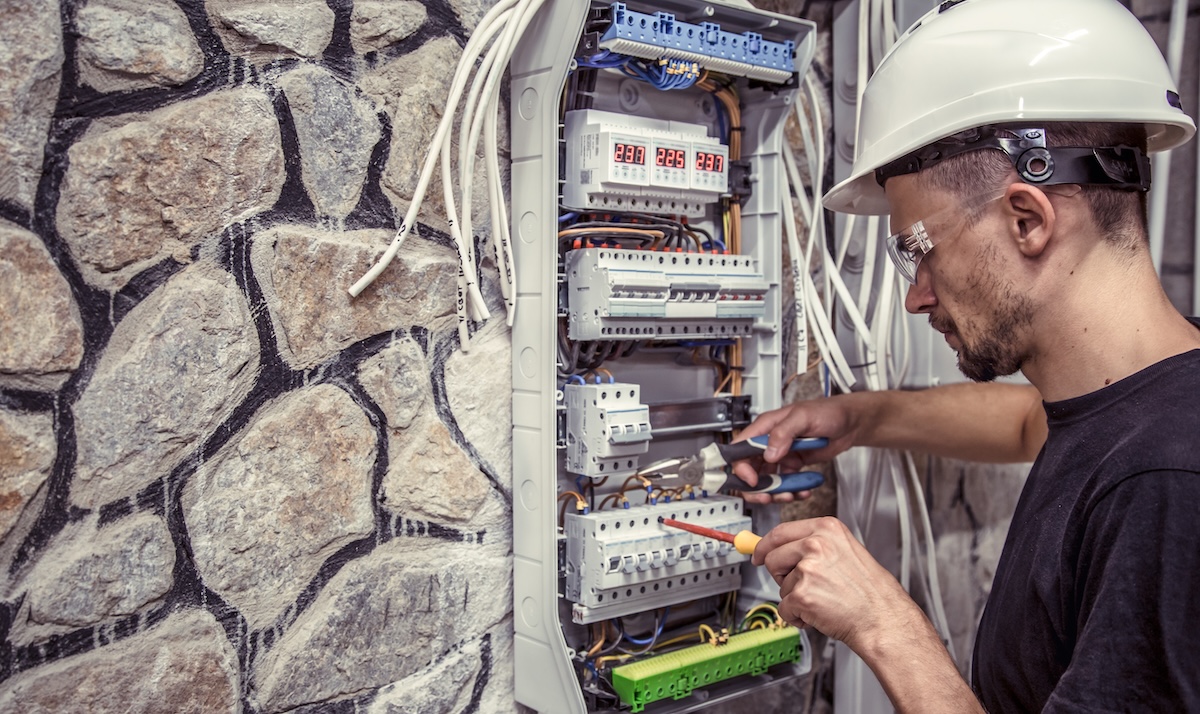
left=885, top=191, right=1007, bottom=284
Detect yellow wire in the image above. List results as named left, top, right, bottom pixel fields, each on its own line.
left=557, top=226, right=666, bottom=239
left=713, top=370, right=734, bottom=396
left=587, top=622, right=610, bottom=657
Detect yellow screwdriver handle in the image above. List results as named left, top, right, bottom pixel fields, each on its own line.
left=733, top=530, right=762, bottom=555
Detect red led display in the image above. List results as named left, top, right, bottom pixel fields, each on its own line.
left=695, top=151, right=725, bottom=173
left=655, top=147, right=687, bottom=169
left=613, top=142, right=646, bottom=165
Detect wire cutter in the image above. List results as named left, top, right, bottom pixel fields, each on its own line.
left=637, top=435, right=828, bottom=496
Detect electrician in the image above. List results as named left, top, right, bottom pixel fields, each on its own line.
left=734, top=0, right=1200, bottom=711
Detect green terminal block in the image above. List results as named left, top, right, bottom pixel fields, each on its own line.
left=610, top=626, right=803, bottom=712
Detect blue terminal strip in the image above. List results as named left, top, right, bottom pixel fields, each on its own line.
left=597, top=3, right=795, bottom=83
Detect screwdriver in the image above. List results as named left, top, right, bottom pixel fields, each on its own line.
left=660, top=518, right=761, bottom=555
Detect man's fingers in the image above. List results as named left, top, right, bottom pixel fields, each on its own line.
left=730, top=458, right=762, bottom=486
left=758, top=539, right=810, bottom=583
left=751, top=518, right=826, bottom=565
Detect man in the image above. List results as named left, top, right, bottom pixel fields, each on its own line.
left=734, top=0, right=1200, bottom=711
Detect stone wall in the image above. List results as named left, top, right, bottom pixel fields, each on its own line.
left=0, top=0, right=1194, bottom=712
left=0, top=0, right=514, bottom=711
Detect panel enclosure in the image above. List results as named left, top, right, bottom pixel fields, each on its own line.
left=510, top=1, right=818, bottom=711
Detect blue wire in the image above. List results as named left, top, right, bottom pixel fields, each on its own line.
left=620, top=606, right=669, bottom=645
left=559, top=212, right=578, bottom=224
left=567, top=375, right=586, bottom=385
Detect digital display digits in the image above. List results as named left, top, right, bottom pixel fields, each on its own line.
left=695, top=151, right=725, bottom=173
left=655, top=147, right=687, bottom=169
left=613, top=142, right=646, bottom=165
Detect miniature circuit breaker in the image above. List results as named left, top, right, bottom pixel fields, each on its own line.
left=564, top=494, right=750, bottom=623
left=565, top=381, right=652, bottom=477
left=565, top=248, right=768, bottom=340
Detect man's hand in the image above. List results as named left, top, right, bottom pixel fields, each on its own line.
left=752, top=516, right=917, bottom=648
left=754, top=516, right=984, bottom=713
left=732, top=395, right=862, bottom=504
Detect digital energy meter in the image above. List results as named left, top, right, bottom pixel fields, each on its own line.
left=564, top=109, right=729, bottom=215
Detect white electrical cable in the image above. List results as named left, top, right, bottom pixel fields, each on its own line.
left=485, top=87, right=516, bottom=325
left=783, top=154, right=856, bottom=393
left=1148, top=0, right=1188, bottom=274
left=350, top=0, right=517, bottom=297
left=349, top=0, right=525, bottom=345
left=782, top=160, right=811, bottom=376
left=455, top=28, right=509, bottom=324
left=441, top=118, right=486, bottom=347
left=903, top=451, right=958, bottom=662
left=458, top=30, right=506, bottom=244
left=889, top=452, right=912, bottom=592
left=779, top=70, right=859, bottom=392
left=458, top=0, right=548, bottom=308
left=881, top=0, right=898, bottom=51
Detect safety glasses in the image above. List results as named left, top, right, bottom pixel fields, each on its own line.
left=885, top=191, right=1007, bottom=284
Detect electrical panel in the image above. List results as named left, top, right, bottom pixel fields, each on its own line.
left=510, top=1, right=818, bottom=711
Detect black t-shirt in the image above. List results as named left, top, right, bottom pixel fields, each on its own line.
left=972, top=346, right=1200, bottom=713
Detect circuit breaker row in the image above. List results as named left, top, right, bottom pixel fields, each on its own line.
left=564, top=495, right=750, bottom=623
left=566, top=248, right=767, bottom=340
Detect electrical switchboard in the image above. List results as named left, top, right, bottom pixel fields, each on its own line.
left=510, top=1, right=818, bottom=711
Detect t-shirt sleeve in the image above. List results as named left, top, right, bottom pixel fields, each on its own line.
left=1043, top=470, right=1200, bottom=713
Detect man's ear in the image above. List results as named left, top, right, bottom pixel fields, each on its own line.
left=1003, top=184, right=1056, bottom=258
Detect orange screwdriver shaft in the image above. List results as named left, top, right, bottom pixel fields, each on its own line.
left=660, top=518, right=762, bottom=555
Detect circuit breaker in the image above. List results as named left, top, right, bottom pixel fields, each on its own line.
left=510, top=1, right=818, bottom=711
left=565, top=381, right=653, bottom=477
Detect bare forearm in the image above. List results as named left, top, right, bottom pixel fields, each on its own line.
left=856, top=605, right=985, bottom=714
left=846, top=383, right=1045, bottom=462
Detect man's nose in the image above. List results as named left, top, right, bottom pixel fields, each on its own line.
left=904, top=263, right=937, bottom=314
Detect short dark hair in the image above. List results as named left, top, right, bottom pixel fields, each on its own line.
left=916, top=122, right=1149, bottom=247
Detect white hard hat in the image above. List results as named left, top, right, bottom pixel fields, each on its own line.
left=823, top=0, right=1197, bottom=215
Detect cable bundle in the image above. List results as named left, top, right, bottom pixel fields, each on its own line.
left=349, top=0, right=544, bottom=349
left=779, top=0, right=958, bottom=664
